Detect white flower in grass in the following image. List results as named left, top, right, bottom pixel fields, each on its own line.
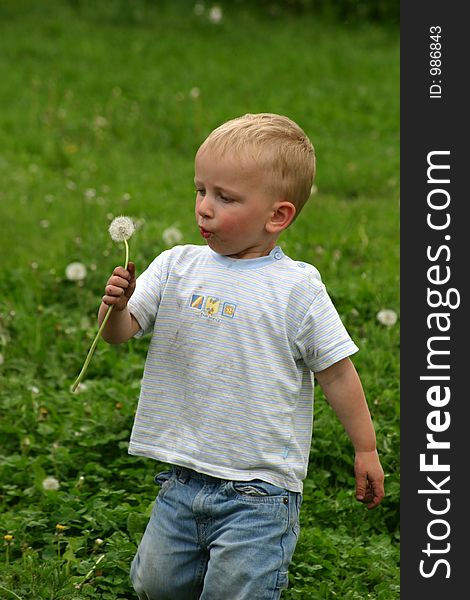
left=162, top=226, right=183, bottom=247
left=194, top=2, right=205, bottom=16
left=66, top=262, right=87, bottom=282
left=0, top=353, right=4, bottom=366
left=189, top=87, right=201, bottom=100
left=108, top=216, right=136, bottom=242
left=42, top=476, right=60, bottom=491
left=208, top=5, right=222, bottom=23
left=376, top=309, right=398, bottom=327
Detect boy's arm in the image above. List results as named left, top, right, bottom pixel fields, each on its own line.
left=99, top=262, right=141, bottom=344
left=315, top=357, right=385, bottom=509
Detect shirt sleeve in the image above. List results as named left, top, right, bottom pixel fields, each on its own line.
left=127, top=254, right=166, bottom=338
left=294, top=284, right=359, bottom=373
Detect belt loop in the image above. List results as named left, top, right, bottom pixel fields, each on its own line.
left=176, top=467, right=190, bottom=484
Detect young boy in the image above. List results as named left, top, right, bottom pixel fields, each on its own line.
left=99, top=113, right=384, bottom=599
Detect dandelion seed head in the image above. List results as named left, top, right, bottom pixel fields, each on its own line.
left=194, top=2, right=205, bottom=16
left=162, top=226, right=183, bottom=247
left=109, top=216, right=136, bottom=242
left=189, top=87, right=201, bottom=100
left=43, top=476, right=60, bottom=491
left=376, top=309, right=398, bottom=327
left=65, top=262, right=87, bottom=282
left=208, top=5, right=223, bottom=23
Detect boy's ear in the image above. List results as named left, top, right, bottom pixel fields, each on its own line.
left=266, top=201, right=296, bottom=234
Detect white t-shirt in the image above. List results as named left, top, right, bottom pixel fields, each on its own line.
left=127, top=245, right=358, bottom=492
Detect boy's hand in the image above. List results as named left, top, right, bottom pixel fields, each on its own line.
left=354, top=449, right=385, bottom=509
left=102, top=262, right=136, bottom=311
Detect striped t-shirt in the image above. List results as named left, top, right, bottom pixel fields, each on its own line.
left=127, top=244, right=358, bottom=492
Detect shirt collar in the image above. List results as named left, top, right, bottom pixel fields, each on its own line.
left=208, top=246, right=285, bottom=270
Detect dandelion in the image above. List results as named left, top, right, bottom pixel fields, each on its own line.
left=4, top=534, right=13, bottom=565
left=109, top=215, right=135, bottom=242
left=194, top=2, right=205, bottom=16
left=189, top=87, right=201, bottom=100
left=71, top=216, right=136, bottom=392
left=376, top=309, right=398, bottom=327
left=65, top=262, right=87, bottom=282
left=93, top=116, right=108, bottom=129
left=39, top=219, right=50, bottom=229
left=55, top=524, right=67, bottom=559
left=42, top=476, right=60, bottom=491
left=208, top=5, right=223, bottom=23
left=162, top=226, right=183, bottom=247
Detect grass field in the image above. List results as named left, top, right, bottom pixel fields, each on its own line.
left=0, top=2, right=399, bottom=598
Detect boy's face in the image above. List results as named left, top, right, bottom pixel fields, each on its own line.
left=194, top=149, right=282, bottom=259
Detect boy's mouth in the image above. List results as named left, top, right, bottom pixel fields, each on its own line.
left=199, top=227, right=212, bottom=239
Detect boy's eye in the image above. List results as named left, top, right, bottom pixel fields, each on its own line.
left=219, top=193, right=234, bottom=203
left=196, top=188, right=206, bottom=196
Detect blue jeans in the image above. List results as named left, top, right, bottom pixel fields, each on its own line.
left=130, top=466, right=301, bottom=600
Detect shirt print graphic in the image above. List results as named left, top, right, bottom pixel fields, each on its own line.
left=189, top=293, right=237, bottom=319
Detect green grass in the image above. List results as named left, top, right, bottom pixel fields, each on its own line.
left=0, top=1, right=399, bottom=598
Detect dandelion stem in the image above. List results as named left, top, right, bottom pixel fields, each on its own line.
left=71, top=239, right=130, bottom=393
left=75, top=554, right=105, bottom=589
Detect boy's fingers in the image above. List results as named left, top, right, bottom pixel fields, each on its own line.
left=360, top=477, right=385, bottom=509
left=113, top=265, right=131, bottom=279
left=109, top=275, right=130, bottom=288
left=127, top=261, right=136, bottom=278
left=355, top=470, right=367, bottom=500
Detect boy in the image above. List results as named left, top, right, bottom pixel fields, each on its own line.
left=99, top=113, right=384, bottom=599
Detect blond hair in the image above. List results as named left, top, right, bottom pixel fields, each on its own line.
left=197, top=113, right=316, bottom=214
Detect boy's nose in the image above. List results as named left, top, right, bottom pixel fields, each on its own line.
left=197, top=195, right=214, bottom=218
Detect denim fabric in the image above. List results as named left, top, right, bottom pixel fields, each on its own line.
left=130, top=466, right=301, bottom=600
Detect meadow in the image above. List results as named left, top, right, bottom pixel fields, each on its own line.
left=0, top=1, right=399, bottom=598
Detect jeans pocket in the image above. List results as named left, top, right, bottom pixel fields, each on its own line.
left=154, top=469, right=175, bottom=499
left=154, top=469, right=173, bottom=486
left=232, top=479, right=287, bottom=499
